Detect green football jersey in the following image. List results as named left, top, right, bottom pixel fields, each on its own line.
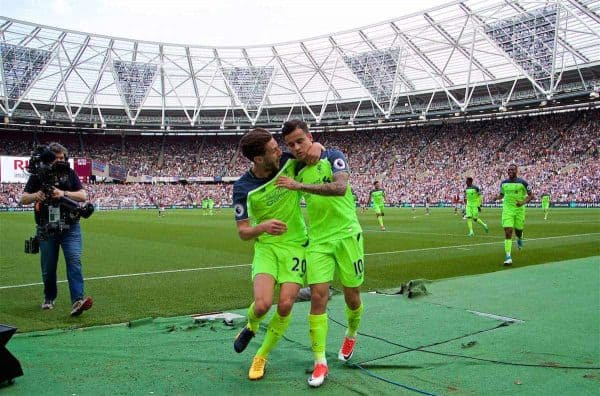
left=245, top=159, right=306, bottom=244
left=541, top=194, right=550, bottom=204
left=465, top=186, right=481, bottom=207
left=295, top=149, right=362, bottom=244
left=370, top=189, right=385, bottom=206
left=500, top=178, right=531, bottom=210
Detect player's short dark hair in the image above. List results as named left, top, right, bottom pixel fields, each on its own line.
left=466, top=177, right=473, bottom=183
left=282, top=119, right=309, bottom=137
left=373, top=180, right=380, bottom=185
left=239, top=128, right=272, bottom=161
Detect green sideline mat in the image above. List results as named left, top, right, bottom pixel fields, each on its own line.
left=2, top=257, right=599, bottom=395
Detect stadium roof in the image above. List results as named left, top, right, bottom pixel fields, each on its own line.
left=1, top=0, right=599, bottom=128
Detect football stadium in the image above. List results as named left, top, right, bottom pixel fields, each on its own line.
left=0, top=0, right=599, bottom=394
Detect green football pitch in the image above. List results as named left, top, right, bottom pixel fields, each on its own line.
left=1, top=207, right=598, bottom=332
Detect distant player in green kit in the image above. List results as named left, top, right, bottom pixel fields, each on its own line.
left=201, top=197, right=209, bottom=215
left=207, top=197, right=214, bottom=215
left=464, top=177, right=488, bottom=236
left=541, top=193, right=551, bottom=220
left=493, top=164, right=534, bottom=266
left=276, top=119, right=364, bottom=388
left=231, top=128, right=321, bottom=380
left=370, top=181, right=386, bottom=231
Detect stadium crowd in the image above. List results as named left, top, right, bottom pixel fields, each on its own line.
left=0, top=109, right=598, bottom=207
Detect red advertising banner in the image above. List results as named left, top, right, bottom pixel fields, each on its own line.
left=73, top=158, right=91, bottom=183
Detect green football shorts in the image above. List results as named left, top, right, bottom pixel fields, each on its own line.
left=373, top=204, right=384, bottom=215
left=502, top=208, right=525, bottom=229
left=252, top=241, right=307, bottom=285
left=306, top=233, right=364, bottom=287
left=466, top=205, right=479, bottom=219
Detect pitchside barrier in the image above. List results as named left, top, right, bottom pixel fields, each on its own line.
left=1, top=202, right=599, bottom=212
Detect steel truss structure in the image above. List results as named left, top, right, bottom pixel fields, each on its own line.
left=0, top=0, right=599, bottom=131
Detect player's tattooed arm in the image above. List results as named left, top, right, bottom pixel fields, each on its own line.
left=276, top=166, right=348, bottom=195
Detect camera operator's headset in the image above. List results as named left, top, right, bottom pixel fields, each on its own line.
left=33, top=147, right=69, bottom=220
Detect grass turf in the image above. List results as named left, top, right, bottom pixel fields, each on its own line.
left=0, top=207, right=598, bottom=332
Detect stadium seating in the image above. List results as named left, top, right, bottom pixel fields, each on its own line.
left=0, top=109, right=597, bottom=207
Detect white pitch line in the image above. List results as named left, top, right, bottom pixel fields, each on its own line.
left=363, top=227, right=502, bottom=239
left=1, top=233, right=598, bottom=290
left=0, top=264, right=252, bottom=290
left=365, top=232, right=599, bottom=256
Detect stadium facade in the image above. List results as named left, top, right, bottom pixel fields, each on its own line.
left=1, top=0, right=599, bottom=134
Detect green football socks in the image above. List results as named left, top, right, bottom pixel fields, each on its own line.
left=309, top=313, right=328, bottom=363
left=345, top=303, right=363, bottom=338
left=256, top=311, right=291, bottom=358
left=247, top=302, right=266, bottom=333
left=504, top=239, right=512, bottom=256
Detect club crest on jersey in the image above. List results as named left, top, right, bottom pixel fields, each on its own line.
left=333, top=158, right=346, bottom=170
left=234, top=204, right=245, bottom=217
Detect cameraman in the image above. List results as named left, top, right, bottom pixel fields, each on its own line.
left=20, top=142, right=93, bottom=316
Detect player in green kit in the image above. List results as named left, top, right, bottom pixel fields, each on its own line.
left=207, top=197, right=214, bottom=215
left=370, top=181, right=386, bottom=231
left=493, top=164, right=534, bottom=266
left=464, top=177, right=488, bottom=236
left=201, top=198, right=208, bottom=215
left=541, top=193, right=550, bottom=220
left=232, top=128, right=321, bottom=381
left=277, top=120, right=364, bottom=388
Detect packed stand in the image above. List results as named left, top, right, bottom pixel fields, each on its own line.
left=1, top=109, right=598, bottom=206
